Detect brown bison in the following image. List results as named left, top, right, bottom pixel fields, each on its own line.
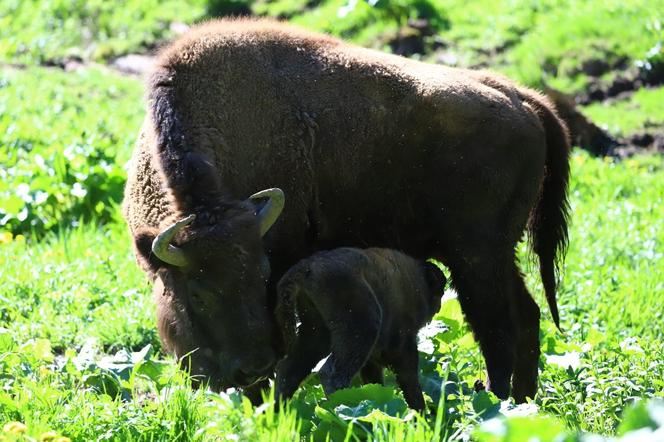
left=122, top=18, right=570, bottom=402
left=275, top=247, right=446, bottom=410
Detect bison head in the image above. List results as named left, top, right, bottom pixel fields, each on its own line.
left=135, top=189, right=284, bottom=388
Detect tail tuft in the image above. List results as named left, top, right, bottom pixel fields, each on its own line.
left=525, top=93, right=571, bottom=330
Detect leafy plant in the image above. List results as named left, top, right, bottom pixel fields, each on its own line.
left=0, top=0, right=208, bottom=63
left=0, top=67, right=142, bottom=236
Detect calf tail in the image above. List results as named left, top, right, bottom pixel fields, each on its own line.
left=275, top=277, right=299, bottom=353
left=525, top=93, right=571, bottom=330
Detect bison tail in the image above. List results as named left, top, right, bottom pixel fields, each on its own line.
left=527, top=94, right=571, bottom=330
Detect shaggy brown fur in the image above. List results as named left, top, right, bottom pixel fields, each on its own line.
left=122, top=18, right=570, bottom=402
left=274, top=248, right=446, bottom=411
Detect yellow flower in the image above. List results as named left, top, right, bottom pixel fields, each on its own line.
left=39, top=431, right=58, bottom=441
left=573, top=154, right=586, bottom=167
left=39, top=432, right=71, bottom=442
left=39, top=433, right=71, bottom=442
left=14, top=234, right=25, bottom=243
left=3, top=421, right=27, bottom=434
left=0, top=232, right=12, bottom=245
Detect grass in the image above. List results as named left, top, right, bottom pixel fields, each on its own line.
left=0, top=66, right=142, bottom=235
left=0, top=0, right=209, bottom=64
left=494, top=0, right=664, bottom=93
left=581, top=86, right=664, bottom=136
left=278, top=0, right=664, bottom=95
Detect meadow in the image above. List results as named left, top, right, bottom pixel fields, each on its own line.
left=1, top=0, right=663, bottom=440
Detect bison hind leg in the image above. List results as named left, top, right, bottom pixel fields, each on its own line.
left=510, top=263, right=541, bottom=402
left=447, top=248, right=518, bottom=401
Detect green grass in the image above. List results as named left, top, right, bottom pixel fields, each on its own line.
left=581, top=86, right=664, bottom=136
left=0, top=0, right=208, bottom=64
left=0, top=66, right=142, bottom=235
left=495, top=0, right=664, bottom=93
left=1, top=110, right=662, bottom=440
left=285, top=0, right=664, bottom=95
left=534, top=152, right=664, bottom=431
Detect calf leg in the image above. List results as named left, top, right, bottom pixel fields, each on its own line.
left=315, top=282, right=382, bottom=395
left=449, top=252, right=516, bottom=400
left=360, top=361, right=384, bottom=385
left=275, top=319, right=330, bottom=401
left=510, top=263, right=541, bottom=402
left=243, top=378, right=271, bottom=405
left=318, top=319, right=380, bottom=394
left=387, top=337, right=425, bottom=411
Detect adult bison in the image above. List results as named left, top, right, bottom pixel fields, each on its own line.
left=122, top=18, right=570, bottom=402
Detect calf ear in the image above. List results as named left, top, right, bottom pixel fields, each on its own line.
left=423, top=262, right=447, bottom=293
left=134, top=228, right=164, bottom=278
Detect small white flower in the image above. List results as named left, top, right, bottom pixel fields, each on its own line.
left=71, top=182, right=87, bottom=198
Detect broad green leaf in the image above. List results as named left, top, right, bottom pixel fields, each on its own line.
left=618, top=400, right=663, bottom=435
left=472, top=391, right=501, bottom=420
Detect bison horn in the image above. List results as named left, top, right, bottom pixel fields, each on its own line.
left=249, top=188, right=285, bottom=236
left=151, top=214, right=196, bottom=267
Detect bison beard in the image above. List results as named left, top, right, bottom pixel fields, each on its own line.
left=122, top=18, right=570, bottom=403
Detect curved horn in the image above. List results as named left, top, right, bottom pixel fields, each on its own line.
left=249, top=188, right=285, bottom=236
left=151, top=214, right=196, bottom=267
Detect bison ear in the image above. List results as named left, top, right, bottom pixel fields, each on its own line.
left=134, top=229, right=164, bottom=278
left=423, top=261, right=447, bottom=293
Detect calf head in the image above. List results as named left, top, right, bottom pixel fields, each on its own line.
left=134, top=188, right=284, bottom=388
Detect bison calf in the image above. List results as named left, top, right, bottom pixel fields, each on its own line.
left=274, top=247, right=446, bottom=410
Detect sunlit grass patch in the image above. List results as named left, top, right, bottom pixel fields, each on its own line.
left=0, top=0, right=207, bottom=64
left=581, top=86, right=664, bottom=136
left=0, top=220, right=155, bottom=352
left=497, top=0, right=664, bottom=93
left=0, top=66, right=143, bottom=235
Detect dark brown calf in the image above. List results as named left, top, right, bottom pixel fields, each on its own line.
left=274, top=247, right=446, bottom=410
